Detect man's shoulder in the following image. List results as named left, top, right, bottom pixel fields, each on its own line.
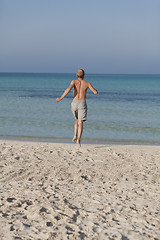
left=71, top=79, right=76, bottom=84
left=81, top=80, right=89, bottom=84
left=75, top=79, right=90, bottom=86
left=83, top=80, right=90, bottom=86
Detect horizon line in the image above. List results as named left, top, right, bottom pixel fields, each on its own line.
left=0, top=71, right=160, bottom=75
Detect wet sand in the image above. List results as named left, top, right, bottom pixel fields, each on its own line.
left=0, top=140, right=159, bottom=239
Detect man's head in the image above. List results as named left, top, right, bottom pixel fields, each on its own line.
left=77, top=69, right=85, bottom=79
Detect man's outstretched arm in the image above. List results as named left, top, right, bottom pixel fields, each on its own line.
left=56, top=80, right=75, bottom=102
left=88, top=82, right=98, bottom=94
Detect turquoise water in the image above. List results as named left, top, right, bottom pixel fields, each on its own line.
left=0, top=73, right=160, bottom=142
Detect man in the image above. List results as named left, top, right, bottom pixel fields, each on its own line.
left=56, top=69, right=98, bottom=146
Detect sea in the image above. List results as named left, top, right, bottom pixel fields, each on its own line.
left=0, top=72, right=160, bottom=144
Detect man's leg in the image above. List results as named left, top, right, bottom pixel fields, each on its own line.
left=77, top=120, right=83, bottom=147
left=72, top=119, right=78, bottom=142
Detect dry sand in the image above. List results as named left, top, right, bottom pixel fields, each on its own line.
left=0, top=140, right=159, bottom=240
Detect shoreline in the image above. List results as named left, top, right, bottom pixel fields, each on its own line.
left=0, top=135, right=160, bottom=146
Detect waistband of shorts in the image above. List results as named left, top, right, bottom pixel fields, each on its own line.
left=72, top=99, right=86, bottom=102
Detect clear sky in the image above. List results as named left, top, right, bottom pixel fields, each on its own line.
left=0, top=0, right=160, bottom=74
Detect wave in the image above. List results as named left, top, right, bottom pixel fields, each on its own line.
left=1, top=116, right=160, bottom=134
left=85, top=124, right=160, bottom=133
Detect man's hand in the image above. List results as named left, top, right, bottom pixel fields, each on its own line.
left=56, top=97, right=61, bottom=102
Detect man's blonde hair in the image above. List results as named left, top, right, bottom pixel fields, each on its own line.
left=77, top=69, right=85, bottom=79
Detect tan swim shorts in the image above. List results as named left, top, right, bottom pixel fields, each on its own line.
left=71, top=100, right=87, bottom=121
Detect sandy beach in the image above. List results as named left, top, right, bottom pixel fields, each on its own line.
left=0, top=140, right=159, bottom=240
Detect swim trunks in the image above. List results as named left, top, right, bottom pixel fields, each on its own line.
left=71, top=100, right=87, bottom=121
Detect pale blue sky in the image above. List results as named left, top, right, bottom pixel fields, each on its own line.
left=0, top=0, right=160, bottom=73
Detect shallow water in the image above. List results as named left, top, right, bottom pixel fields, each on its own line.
left=0, top=73, right=160, bottom=142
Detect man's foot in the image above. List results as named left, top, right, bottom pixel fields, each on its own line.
left=77, top=139, right=81, bottom=147
left=72, top=136, right=77, bottom=143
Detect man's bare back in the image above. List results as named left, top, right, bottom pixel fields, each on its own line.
left=72, top=79, right=97, bottom=100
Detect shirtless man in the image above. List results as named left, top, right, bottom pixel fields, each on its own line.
left=56, top=69, right=98, bottom=146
